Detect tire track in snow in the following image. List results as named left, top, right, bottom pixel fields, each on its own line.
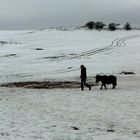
left=67, top=37, right=128, bottom=59
left=56, top=34, right=140, bottom=74
left=59, top=34, right=140, bottom=60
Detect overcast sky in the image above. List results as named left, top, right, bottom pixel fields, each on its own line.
left=0, top=0, right=140, bottom=29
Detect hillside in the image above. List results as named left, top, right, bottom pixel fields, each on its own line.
left=0, top=30, right=140, bottom=139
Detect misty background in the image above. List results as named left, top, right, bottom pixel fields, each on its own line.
left=0, top=0, right=140, bottom=29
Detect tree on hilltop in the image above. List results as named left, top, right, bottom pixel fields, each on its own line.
left=95, top=21, right=106, bottom=30
left=124, top=22, right=131, bottom=30
left=85, top=21, right=96, bottom=29
left=108, top=23, right=120, bottom=31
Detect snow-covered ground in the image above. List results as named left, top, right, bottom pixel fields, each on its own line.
left=0, top=29, right=140, bottom=140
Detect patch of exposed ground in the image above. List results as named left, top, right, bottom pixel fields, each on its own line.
left=42, top=55, right=65, bottom=60
left=0, top=41, right=20, bottom=46
left=41, top=53, right=77, bottom=60
left=1, top=81, right=96, bottom=89
left=34, top=48, right=44, bottom=50
left=120, top=71, right=135, bottom=75
left=0, top=54, right=17, bottom=58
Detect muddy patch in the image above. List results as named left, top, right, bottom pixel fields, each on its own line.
left=120, top=71, right=135, bottom=75
left=0, top=54, right=17, bottom=58
left=42, top=55, right=65, bottom=60
left=1, top=80, right=96, bottom=89
left=34, top=48, right=44, bottom=50
left=0, top=41, right=19, bottom=46
left=41, top=53, right=77, bottom=61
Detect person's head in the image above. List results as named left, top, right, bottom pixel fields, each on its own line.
left=80, top=65, right=84, bottom=69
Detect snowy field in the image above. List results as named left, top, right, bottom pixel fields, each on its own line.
left=0, top=29, right=140, bottom=140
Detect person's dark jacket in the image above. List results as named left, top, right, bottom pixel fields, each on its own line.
left=81, top=67, right=87, bottom=79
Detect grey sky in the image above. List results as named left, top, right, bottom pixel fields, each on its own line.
left=0, top=0, right=140, bottom=29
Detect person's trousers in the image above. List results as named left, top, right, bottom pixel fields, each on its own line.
left=81, top=78, right=91, bottom=90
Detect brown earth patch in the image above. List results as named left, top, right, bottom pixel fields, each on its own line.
left=1, top=81, right=96, bottom=89
left=120, top=71, right=135, bottom=75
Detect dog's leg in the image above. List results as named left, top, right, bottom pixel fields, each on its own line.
left=100, top=84, right=103, bottom=89
left=104, top=84, right=107, bottom=89
left=112, top=84, right=115, bottom=89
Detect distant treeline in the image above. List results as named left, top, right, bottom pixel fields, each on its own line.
left=84, top=21, right=132, bottom=31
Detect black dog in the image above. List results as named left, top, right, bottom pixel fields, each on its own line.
left=95, top=74, right=117, bottom=89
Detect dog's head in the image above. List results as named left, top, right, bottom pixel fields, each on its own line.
left=95, top=74, right=100, bottom=83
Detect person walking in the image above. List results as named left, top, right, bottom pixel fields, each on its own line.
left=80, top=65, right=91, bottom=91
